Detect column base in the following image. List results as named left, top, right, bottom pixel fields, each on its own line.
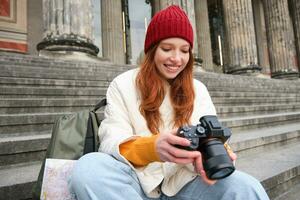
left=38, top=50, right=108, bottom=63
left=225, top=64, right=262, bottom=75
left=37, top=34, right=99, bottom=56
left=271, top=70, right=299, bottom=80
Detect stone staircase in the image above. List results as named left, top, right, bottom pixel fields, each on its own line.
left=0, top=52, right=299, bottom=200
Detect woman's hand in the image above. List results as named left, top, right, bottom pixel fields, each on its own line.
left=193, top=155, right=217, bottom=185
left=194, top=144, right=237, bottom=185
left=155, top=129, right=201, bottom=164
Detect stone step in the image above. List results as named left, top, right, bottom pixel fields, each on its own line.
left=2, top=53, right=295, bottom=92
left=0, top=161, right=41, bottom=200
left=0, top=76, right=109, bottom=88
left=0, top=63, right=129, bottom=79
left=1, top=96, right=299, bottom=115
left=2, top=67, right=299, bottom=94
left=1, top=122, right=299, bottom=199
left=1, top=62, right=299, bottom=93
left=0, top=132, right=49, bottom=166
left=209, top=91, right=299, bottom=98
left=0, top=112, right=64, bottom=135
left=0, top=82, right=300, bottom=103
left=213, top=96, right=300, bottom=106
left=2, top=76, right=298, bottom=98
left=221, top=111, right=300, bottom=132
left=1, top=54, right=297, bottom=90
left=208, top=86, right=299, bottom=93
left=217, top=103, right=300, bottom=118
left=230, top=123, right=300, bottom=158
left=0, top=52, right=131, bottom=71
left=274, top=182, right=300, bottom=200
left=0, top=111, right=105, bottom=135
left=1, top=110, right=299, bottom=135
left=236, top=141, right=300, bottom=199
left=0, top=67, right=120, bottom=82
left=0, top=98, right=101, bottom=114
left=1, top=52, right=299, bottom=89
left=1, top=84, right=298, bottom=105
left=0, top=86, right=107, bottom=98
left=1, top=75, right=298, bottom=100
left=195, top=72, right=300, bottom=90
left=2, top=120, right=299, bottom=167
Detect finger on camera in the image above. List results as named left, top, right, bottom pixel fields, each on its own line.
left=169, top=145, right=200, bottom=158
left=228, top=151, right=237, bottom=161
left=194, top=155, right=204, bottom=173
left=162, top=151, right=194, bottom=164
left=200, top=170, right=217, bottom=185
left=167, top=134, right=191, bottom=146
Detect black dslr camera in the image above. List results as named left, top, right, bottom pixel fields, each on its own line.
left=176, top=115, right=235, bottom=180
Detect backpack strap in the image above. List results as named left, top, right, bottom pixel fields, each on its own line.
left=84, top=98, right=107, bottom=154
left=93, top=98, right=107, bottom=112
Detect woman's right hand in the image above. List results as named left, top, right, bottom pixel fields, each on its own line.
left=155, top=129, right=201, bottom=164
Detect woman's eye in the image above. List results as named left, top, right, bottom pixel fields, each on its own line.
left=161, top=48, right=171, bottom=52
left=181, top=50, right=189, bottom=54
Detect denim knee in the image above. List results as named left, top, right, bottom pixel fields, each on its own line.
left=68, top=152, right=147, bottom=200
left=68, top=153, right=117, bottom=193
left=215, top=170, right=269, bottom=200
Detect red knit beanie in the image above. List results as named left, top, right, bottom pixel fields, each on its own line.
left=144, top=5, right=194, bottom=53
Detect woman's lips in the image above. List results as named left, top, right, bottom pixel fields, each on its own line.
left=164, top=64, right=180, bottom=72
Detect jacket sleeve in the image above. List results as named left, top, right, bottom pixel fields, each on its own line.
left=98, top=79, right=139, bottom=165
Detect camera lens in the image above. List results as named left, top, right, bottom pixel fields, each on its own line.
left=199, top=139, right=235, bottom=180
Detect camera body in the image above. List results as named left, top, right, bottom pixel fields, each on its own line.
left=176, top=115, right=235, bottom=180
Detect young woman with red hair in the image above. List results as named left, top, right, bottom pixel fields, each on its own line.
left=69, top=5, right=269, bottom=200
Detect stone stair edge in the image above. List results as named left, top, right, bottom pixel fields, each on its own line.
left=1, top=52, right=300, bottom=86
left=1, top=142, right=299, bottom=200
left=0, top=108, right=300, bottom=127
left=1, top=53, right=300, bottom=90
left=0, top=52, right=132, bottom=69
left=1, top=121, right=299, bottom=158
left=0, top=52, right=299, bottom=84
left=2, top=71, right=299, bottom=92
left=236, top=142, right=300, bottom=199
left=1, top=99, right=299, bottom=109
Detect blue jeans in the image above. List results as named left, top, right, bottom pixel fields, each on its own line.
left=68, top=152, right=269, bottom=200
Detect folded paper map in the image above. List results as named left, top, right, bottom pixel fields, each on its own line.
left=40, top=158, right=77, bottom=200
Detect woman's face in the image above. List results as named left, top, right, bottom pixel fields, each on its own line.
left=154, top=37, right=190, bottom=81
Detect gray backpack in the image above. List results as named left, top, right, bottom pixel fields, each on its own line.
left=32, top=98, right=106, bottom=199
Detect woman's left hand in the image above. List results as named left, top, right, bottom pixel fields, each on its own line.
left=193, top=145, right=237, bottom=185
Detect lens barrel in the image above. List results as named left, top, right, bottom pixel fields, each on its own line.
left=199, top=139, right=235, bottom=180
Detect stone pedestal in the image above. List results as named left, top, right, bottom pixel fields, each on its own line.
left=101, top=0, right=125, bottom=64
left=263, top=0, right=299, bottom=79
left=37, top=0, right=99, bottom=56
left=222, top=0, right=261, bottom=75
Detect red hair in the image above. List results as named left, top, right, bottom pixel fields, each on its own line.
left=136, top=44, right=195, bottom=134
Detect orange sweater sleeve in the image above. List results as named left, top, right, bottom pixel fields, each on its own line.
left=119, top=134, right=161, bottom=166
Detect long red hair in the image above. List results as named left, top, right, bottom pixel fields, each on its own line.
left=136, top=44, right=195, bottom=134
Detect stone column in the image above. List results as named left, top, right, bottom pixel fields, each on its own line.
left=252, top=0, right=271, bottom=76
left=290, top=0, right=300, bottom=76
left=180, top=0, right=199, bottom=64
left=222, top=0, right=261, bottom=75
left=263, top=0, right=299, bottom=79
left=37, top=0, right=99, bottom=56
left=151, top=0, right=181, bottom=14
left=194, top=0, right=214, bottom=71
left=101, top=0, right=125, bottom=64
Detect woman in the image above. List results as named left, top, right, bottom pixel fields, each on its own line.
left=69, top=5, right=269, bottom=200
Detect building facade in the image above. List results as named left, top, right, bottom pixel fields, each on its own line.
left=0, top=0, right=300, bottom=79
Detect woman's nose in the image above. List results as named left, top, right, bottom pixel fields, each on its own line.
left=170, top=51, right=181, bottom=63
